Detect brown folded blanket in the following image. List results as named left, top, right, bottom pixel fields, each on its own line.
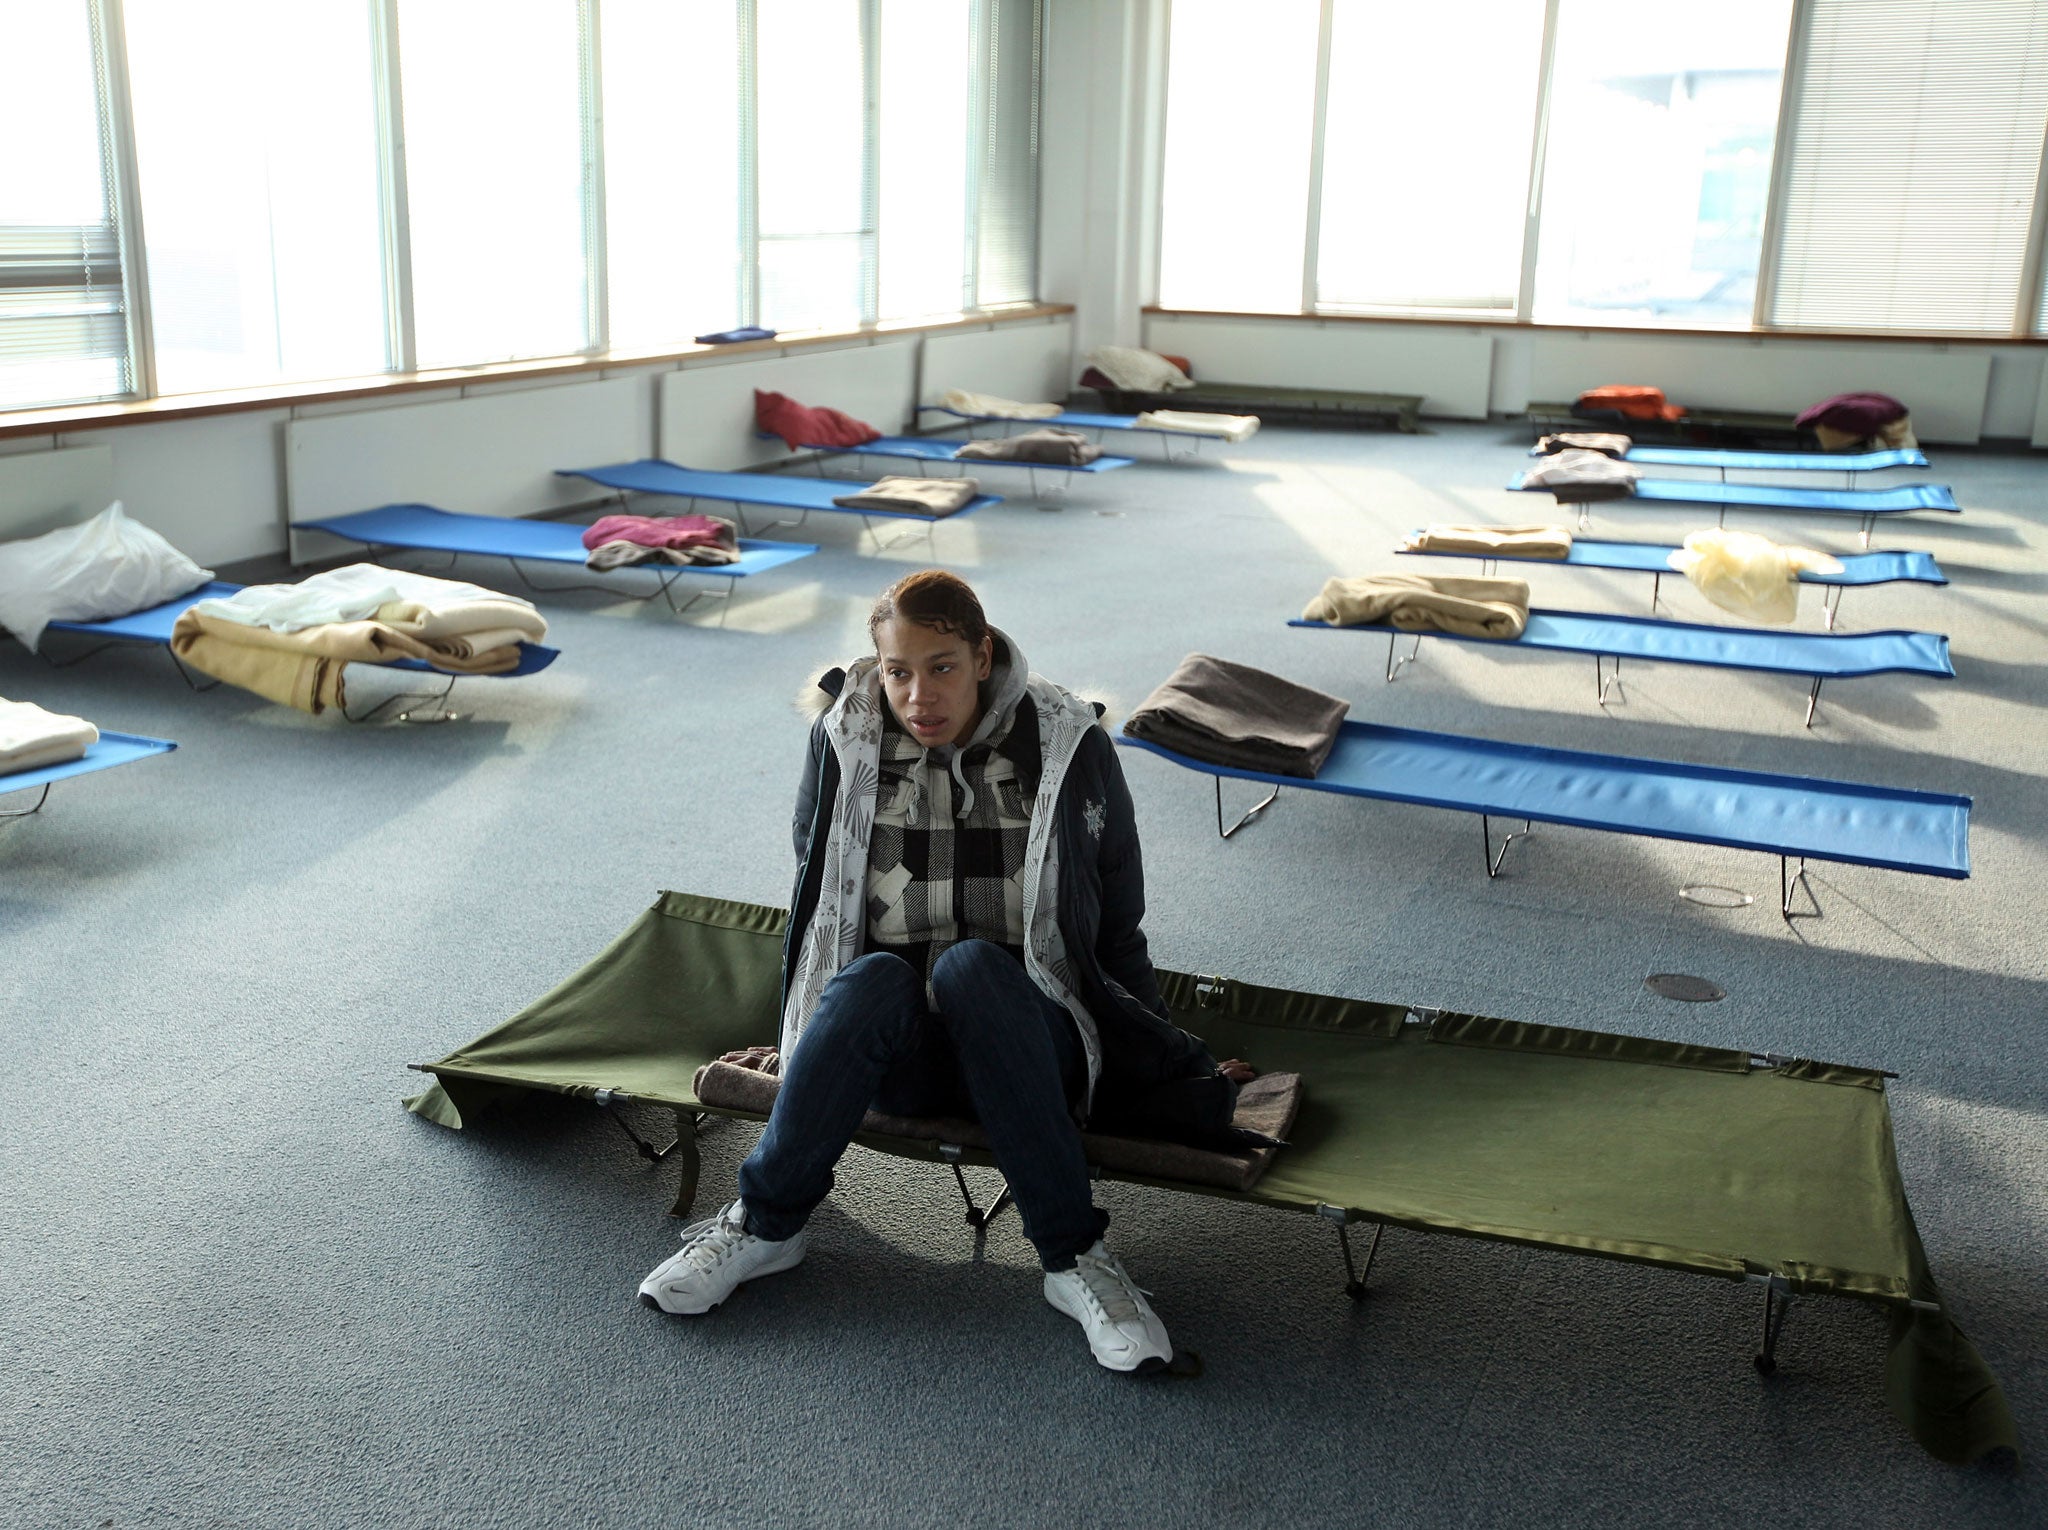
left=1521, top=448, right=1639, bottom=502
left=693, top=1059, right=1303, bottom=1194
left=831, top=476, right=981, bottom=517
left=1302, top=572, right=1531, bottom=639
left=1401, top=523, right=1573, bottom=560
left=1123, top=653, right=1348, bottom=779
left=953, top=428, right=1104, bottom=467
left=169, top=609, right=521, bottom=715
left=1534, top=431, right=1633, bottom=458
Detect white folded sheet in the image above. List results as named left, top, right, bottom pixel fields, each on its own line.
left=0, top=698, right=99, bottom=775
left=941, top=388, right=1061, bottom=420
left=191, top=563, right=546, bottom=641
left=1133, top=409, right=1261, bottom=443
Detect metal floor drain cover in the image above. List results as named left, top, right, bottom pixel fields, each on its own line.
left=1679, top=883, right=1755, bottom=909
left=1646, top=973, right=1726, bottom=1003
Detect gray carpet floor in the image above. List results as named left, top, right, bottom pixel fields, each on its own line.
left=2, top=421, right=2042, bottom=1529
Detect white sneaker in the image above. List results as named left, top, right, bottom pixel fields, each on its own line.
left=636, top=1200, right=808, bottom=1315
left=1043, top=1240, right=1173, bottom=1372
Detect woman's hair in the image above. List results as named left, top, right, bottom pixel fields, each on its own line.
left=867, top=568, right=989, bottom=650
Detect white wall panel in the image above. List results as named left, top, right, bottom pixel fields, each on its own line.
left=1525, top=332, right=1991, bottom=444
left=659, top=340, right=918, bottom=469
left=1142, top=316, right=1494, bottom=419
left=921, top=321, right=1073, bottom=409
left=286, top=377, right=649, bottom=550
left=0, top=445, right=115, bottom=541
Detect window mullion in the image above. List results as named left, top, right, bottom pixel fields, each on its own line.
left=93, top=0, right=152, bottom=399
left=860, top=0, right=881, bottom=324
left=370, top=0, right=415, bottom=374
left=1300, top=0, right=1335, bottom=314
left=737, top=0, right=760, bottom=327
left=579, top=0, right=609, bottom=354
left=1752, top=0, right=1813, bottom=329
left=1514, top=0, right=1562, bottom=323
left=2014, top=96, right=2048, bottom=335
left=963, top=0, right=989, bottom=310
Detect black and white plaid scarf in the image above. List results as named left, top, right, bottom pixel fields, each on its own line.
left=866, top=712, right=1032, bottom=982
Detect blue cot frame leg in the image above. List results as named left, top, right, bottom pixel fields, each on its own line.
left=1596, top=654, right=1624, bottom=707
left=1316, top=1203, right=1384, bottom=1301
left=937, top=1143, right=1016, bottom=1230
left=342, top=671, right=462, bottom=726
left=1386, top=631, right=1424, bottom=681
left=1780, top=856, right=1821, bottom=921
left=1, top=783, right=53, bottom=818
left=1215, top=775, right=1281, bottom=839
left=1481, top=815, right=1536, bottom=877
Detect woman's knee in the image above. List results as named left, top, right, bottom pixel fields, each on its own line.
left=811, top=952, right=924, bottom=1044
left=930, top=939, right=1013, bottom=994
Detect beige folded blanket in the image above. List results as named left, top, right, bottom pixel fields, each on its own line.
left=941, top=388, right=1062, bottom=420
left=0, top=698, right=99, bottom=774
left=1534, top=431, right=1632, bottom=458
left=1402, top=524, right=1573, bottom=560
left=693, top=1058, right=1304, bottom=1194
left=1303, top=573, right=1531, bottom=639
left=831, top=476, right=981, bottom=518
left=169, top=609, right=523, bottom=715
left=371, top=597, right=548, bottom=643
left=1133, top=409, right=1260, bottom=443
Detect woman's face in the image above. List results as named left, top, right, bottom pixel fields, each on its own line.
left=875, top=617, right=993, bottom=749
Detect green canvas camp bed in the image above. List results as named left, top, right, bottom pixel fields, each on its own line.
left=1088, top=380, right=1424, bottom=433
left=404, top=891, right=2013, bottom=1466
left=1526, top=400, right=1811, bottom=450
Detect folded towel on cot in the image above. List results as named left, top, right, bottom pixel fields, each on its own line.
left=953, top=428, right=1104, bottom=466
left=1124, top=654, right=1348, bottom=779
left=1519, top=448, right=1640, bottom=502
left=1134, top=409, right=1261, bottom=443
left=1534, top=431, right=1633, bottom=458
left=1084, top=346, right=1193, bottom=393
left=1302, top=573, right=1532, bottom=639
left=941, top=388, right=1062, bottom=420
left=1667, top=529, right=1845, bottom=626
left=693, top=1057, right=1304, bottom=1193
left=580, top=513, right=740, bottom=569
left=192, top=564, right=547, bottom=643
left=169, top=609, right=527, bottom=716
left=0, top=698, right=99, bottom=774
left=830, top=476, right=981, bottom=518
left=1402, top=524, right=1574, bottom=560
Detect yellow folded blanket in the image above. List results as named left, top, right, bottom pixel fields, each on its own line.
left=1303, top=573, right=1531, bottom=639
left=169, top=610, right=522, bottom=715
left=0, top=698, right=99, bottom=774
left=1401, top=524, right=1573, bottom=559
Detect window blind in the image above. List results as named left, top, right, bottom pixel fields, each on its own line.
left=971, top=0, right=1040, bottom=308
left=1769, top=0, right=2048, bottom=334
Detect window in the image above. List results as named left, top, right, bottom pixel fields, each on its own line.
left=1533, top=0, right=1793, bottom=327
left=398, top=0, right=591, bottom=368
left=0, top=2, right=129, bottom=410
left=602, top=0, right=744, bottom=349
left=124, top=0, right=387, bottom=394
left=754, top=0, right=871, bottom=332
left=1157, top=0, right=1320, bottom=313
left=1315, top=0, right=1544, bottom=314
left=970, top=0, right=1040, bottom=308
left=1770, top=0, right=2048, bottom=335
left=879, top=0, right=972, bottom=320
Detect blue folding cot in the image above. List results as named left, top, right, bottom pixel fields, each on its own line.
left=1395, top=535, right=1948, bottom=628
left=555, top=459, right=999, bottom=552
left=1612, top=446, right=1927, bottom=481
left=42, top=580, right=559, bottom=722
left=771, top=433, right=1135, bottom=501
left=915, top=404, right=1240, bottom=460
left=1506, top=473, right=1960, bottom=546
left=1118, top=721, right=1970, bottom=919
left=292, top=505, right=817, bottom=625
left=1291, top=609, right=1953, bottom=727
left=0, top=732, right=176, bottom=819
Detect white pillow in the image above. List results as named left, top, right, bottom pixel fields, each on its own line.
left=1085, top=346, right=1195, bottom=393
left=0, top=502, right=214, bottom=653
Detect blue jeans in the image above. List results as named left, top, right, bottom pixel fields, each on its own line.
left=738, top=942, right=1109, bottom=1271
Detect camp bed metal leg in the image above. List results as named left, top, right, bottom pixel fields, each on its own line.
left=1821, top=583, right=1845, bottom=630
left=1803, top=676, right=1823, bottom=729
left=1317, top=1204, right=1382, bottom=1301
left=594, top=1087, right=688, bottom=1163
left=938, top=1143, right=1014, bottom=1229
left=1859, top=513, right=1875, bottom=549
left=1650, top=571, right=1662, bottom=612
left=1385, top=632, right=1424, bottom=681
left=1481, top=815, right=1534, bottom=878
left=1779, top=856, right=1821, bottom=921
left=1596, top=654, right=1623, bottom=706
left=166, top=652, right=226, bottom=694
left=863, top=515, right=940, bottom=555
left=0, top=783, right=53, bottom=818
left=1753, top=1274, right=1792, bottom=1374
left=343, top=672, right=461, bottom=725
left=1215, top=775, right=1280, bottom=839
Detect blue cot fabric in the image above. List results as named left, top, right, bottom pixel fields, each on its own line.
left=299, top=503, right=818, bottom=577
left=1118, top=722, right=1971, bottom=879
left=1396, top=537, right=1946, bottom=588
left=1291, top=610, right=1953, bottom=680
left=1507, top=473, right=1960, bottom=514
left=0, top=732, right=176, bottom=795
left=1619, top=446, right=1929, bottom=472
left=555, top=460, right=1002, bottom=520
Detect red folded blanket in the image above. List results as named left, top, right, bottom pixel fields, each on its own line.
left=754, top=389, right=882, bottom=449
left=580, top=513, right=735, bottom=552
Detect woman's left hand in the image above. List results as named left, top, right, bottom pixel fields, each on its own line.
left=1218, top=1058, right=1257, bottom=1084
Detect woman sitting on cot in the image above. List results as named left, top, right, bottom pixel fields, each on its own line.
left=638, top=568, right=1252, bottom=1372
